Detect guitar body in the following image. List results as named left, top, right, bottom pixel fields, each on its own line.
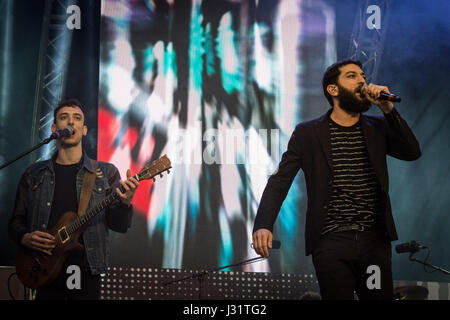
left=16, top=211, right=85, bottom=289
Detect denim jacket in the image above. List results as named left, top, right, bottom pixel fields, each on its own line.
left=8, top=151, right=133, bottom=275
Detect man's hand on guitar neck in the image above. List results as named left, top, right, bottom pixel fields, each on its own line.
left=116, top=169, right=139, bottom=207
left=21, top=231, right=56, bottom=255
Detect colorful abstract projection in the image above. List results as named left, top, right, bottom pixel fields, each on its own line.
left=99, top=0, right=336, bottom=273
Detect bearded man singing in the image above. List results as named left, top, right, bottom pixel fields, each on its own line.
left=252, top=59, right=421, bottom=300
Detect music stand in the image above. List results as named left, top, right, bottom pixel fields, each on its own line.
left=163, top=256, right=266, bottom=300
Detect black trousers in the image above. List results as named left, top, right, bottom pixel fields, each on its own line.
left=312, top=229, right=393, bottom=300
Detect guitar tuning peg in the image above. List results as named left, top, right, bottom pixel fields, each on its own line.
left=160, top=173, right=163, bottom=178
left=167, top=170, right=170, bottom=174
left=153, top=178, right=156, bottom=182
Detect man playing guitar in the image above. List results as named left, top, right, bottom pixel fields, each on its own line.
left=9, top=99, right=139, bottom=300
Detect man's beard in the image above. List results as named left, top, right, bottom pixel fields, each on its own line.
left=337, top=84, right=371, bottom=113
left=60, top=139, right=80, bottom=148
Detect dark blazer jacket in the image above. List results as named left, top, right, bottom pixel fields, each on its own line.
left=253, top=108, right=421, bottom=256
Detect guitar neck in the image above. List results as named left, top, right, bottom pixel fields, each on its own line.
left=66, top=173, right=142, bottom=235
left=65, top=154, right=171, bottom=235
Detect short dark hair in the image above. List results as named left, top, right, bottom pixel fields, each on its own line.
left=322, top=59, right=362, bottom=107
left=53, top=98, right=85, bottom=123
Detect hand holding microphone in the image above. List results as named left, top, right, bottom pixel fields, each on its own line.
left=360, top=83, right=401, bottom=113
left=360, top=84, right=401, bottom=103
left=252, top=229, right=281, bottom=258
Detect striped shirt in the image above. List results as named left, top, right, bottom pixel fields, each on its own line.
left=321, top=116, right=383, bottom=235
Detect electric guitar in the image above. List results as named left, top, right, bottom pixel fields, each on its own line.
left=15, top=155, right=172, bottom=289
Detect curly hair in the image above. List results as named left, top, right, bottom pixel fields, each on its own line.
left=53, top=98, right=85, bottom=124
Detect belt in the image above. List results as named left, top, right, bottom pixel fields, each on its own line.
left=333, top=225, right=372, bottom=233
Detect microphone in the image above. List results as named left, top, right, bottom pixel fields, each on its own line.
left=49, top=127, right=74, bottom=140
left=395, top=240, right=427, bottom=254
left=271, top=240, right=281, bottom=249
left=360, top=85, right=401, bottom=103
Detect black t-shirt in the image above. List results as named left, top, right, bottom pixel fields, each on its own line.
left=48, top=161, right=79, bottom=228
left=321, top=116, right=383, bottom=235
left=37, top=158, right=100, bottom=299
left=48, top=158, right=90, bottom=272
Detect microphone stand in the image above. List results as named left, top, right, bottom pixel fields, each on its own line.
left=0, top=136, right=55, bottom=170
left=409, top=252, right=450, bottom=275
left=163, top=256, right=266, bottom=300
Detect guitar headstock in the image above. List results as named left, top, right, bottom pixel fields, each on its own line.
left=138, top=155, right=172, bottom=181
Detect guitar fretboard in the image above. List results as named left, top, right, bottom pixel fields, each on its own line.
left=65, top=156, right=170, bottom=235
left=66, top=184, right=124, bottom=235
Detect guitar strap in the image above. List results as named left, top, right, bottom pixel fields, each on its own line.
left=77, top=159, right=98, bottom=217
